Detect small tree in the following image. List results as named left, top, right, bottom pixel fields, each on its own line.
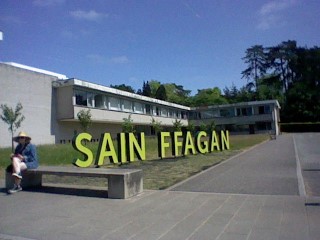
left=122, top=114, right=136, bottom=133
left=0, top=102, right=25, bottom=151
left=199, top=122, right=207, bottom=132
left=173, top=119, right=183, bottom=132
left=207, top=120, right=216, bottom=133
left=77, top=109, right=92, bottom=132
left=186, top=122, right=195, bottom=133
left=151, top=117, right=163, bottom=135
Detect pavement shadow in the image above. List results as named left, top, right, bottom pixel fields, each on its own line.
left=24, top=185, right=109, bottom=198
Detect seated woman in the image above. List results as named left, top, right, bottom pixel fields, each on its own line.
left=8, top=131, right=39, bottom=194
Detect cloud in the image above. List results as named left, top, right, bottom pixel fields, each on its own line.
left=33, top=0, right=65, bottom=7
left=87, top=54, right=129, bottom=64
left=257, top=0, right=296, bottom=30
left=70, top=10, right=108, bottom=22
left=257, top=14, right=282, bottom=30
left=109, top=56, right=129, bottom=64
left=87, top=54, right=106, bottom=64
left=183, top=1, right=201, bottom=18
left=61, top=29, right=91, bottom=39
left=61, top=30, right=76, bottom=39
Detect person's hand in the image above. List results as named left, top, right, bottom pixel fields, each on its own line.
left=16, top=154, right=24, bottom=160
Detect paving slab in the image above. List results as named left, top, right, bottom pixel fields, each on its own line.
left=1, top=133, right=320, bottom=240
left=1, top=188, right=319, bottom=240
left=170, top=134, right=299, bottom=195
left=294, top=133, right=320, bottom=196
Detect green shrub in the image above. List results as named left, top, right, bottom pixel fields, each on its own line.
left=280, top=123, right=320, bottom=132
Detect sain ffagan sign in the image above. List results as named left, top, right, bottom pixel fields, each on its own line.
left=72, top=130, right=230, bottom=167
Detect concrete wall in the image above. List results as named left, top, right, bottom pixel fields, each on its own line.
left=190, top=114, right=273, bottom=126
left=55, top=121, right=123, bottom=143
left=73, top=106, right=189, bottom=127
left=56, top=85, right=74, bottom=120
left=0, top=63, right=58, bottom=148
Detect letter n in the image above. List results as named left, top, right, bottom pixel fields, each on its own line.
left=221, top=130, right=230, bottom=150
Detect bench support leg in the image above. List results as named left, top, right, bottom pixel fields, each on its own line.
left=5, top=171, right=42, bottom=190
left=108, top=171, right=143, bottom=199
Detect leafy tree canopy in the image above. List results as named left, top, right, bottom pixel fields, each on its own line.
left=110, top=84, right=135, bottom=93
left=110, top=40, right=320, bottom=123
left=77, top=109, right=92, bottom=132
left=155, top=84, right=167, bottom=101
left=191, top=87, right=228, bottom=107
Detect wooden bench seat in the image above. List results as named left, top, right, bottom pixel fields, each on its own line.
left=5, top=166, right=143, bottom=199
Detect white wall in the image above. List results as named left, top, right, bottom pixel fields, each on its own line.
left=0, top=64, right=58, bottom=147
left=56, top=121, right=123, bottom=143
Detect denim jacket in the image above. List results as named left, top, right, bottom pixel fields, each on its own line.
left=15, top=143, right=39, bottom=169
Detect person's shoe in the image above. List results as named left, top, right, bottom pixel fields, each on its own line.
left=8, top=185, right=22, bottom=194
left=12, top=172, right=22, bottom=179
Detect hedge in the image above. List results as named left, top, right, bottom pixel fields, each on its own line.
left=280, top=123, right=320, bottom=132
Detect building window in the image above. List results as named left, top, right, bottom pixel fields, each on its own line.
left=122, top=99, right=133, bottom=112
left=134, top=102, right=144, bottom=113
left=87, top=93, right=94, bottom=107
left=146, top=104, right=151, bottom=115
left=161, top=108, right=168, bottom=117
left=75, top=90, right=87, bottom=106
left=237, top=107, right=252, bottom=116
left=109, top=97, right=120, bottom=110
left=256, top=122, right=272, bottom=130
left=258, top=105, right=271, bottom=114
left=181, top=111, right=187, bottom=119
left=188, top=111, right=197, bottom=120
left=220, top=108, right=234, bottom=117
left=265, top=105, right=271, bottom=114
left=95, top=94, right=107, bottom=109
left=201, top=110, right=215, bottom=119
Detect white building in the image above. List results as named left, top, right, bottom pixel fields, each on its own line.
left=189, top=100, right=281, bottom=135
left=0, top=62, right=280, bottom=148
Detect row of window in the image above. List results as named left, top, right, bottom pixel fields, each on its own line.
left=74, top=89, right=273, bottom=121
left=189, top=105, right=272, bottom=120
left=74, top=90, right=188, bottom=119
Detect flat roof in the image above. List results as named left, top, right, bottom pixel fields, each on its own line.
left=2, top=62, right=68, bottom=79
left=54, top=78, right=191, bottom=110
left=191, top=100, right=281, bottom=110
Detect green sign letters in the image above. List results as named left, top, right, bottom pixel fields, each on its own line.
left=73, top=130, right=230, bottom=167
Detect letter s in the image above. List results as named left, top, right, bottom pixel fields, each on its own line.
left=72, top=133, right=93, bottom=167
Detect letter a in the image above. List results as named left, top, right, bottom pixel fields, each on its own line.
left=95, top=133, right=118, bottom=165
left=210, top=131, right=220, bottom=151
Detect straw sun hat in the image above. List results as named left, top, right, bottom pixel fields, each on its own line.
left=13, top=131, right=31, bottom=142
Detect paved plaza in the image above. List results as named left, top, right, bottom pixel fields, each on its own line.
left=1, top=133, right=320, bottom=240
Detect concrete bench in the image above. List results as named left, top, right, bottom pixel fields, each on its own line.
left=5, top=166, right=143, bottom=199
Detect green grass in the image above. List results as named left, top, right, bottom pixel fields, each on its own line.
left=0, top=134, right=269, bottom=189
